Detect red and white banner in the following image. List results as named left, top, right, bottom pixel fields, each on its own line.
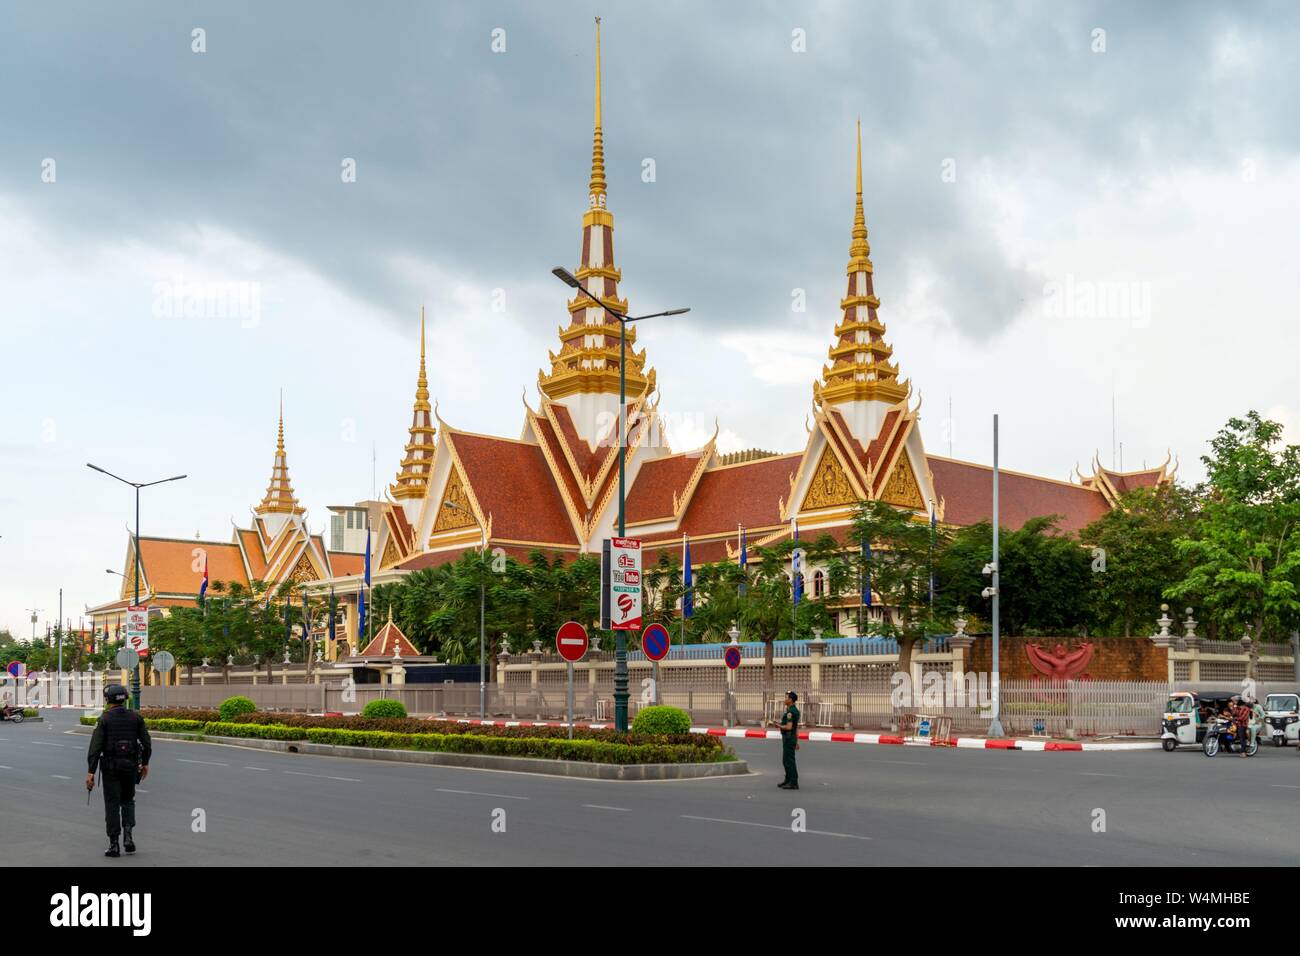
left=607, top=537, right=642, bottom=630
left=125, top=605, right=150, bottom=656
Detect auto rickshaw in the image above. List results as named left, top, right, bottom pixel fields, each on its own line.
left=1161, top=691, right=1236, bottom=752
left=1265, top=693, right=1300, bottom=747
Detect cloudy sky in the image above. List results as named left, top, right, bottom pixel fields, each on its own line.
left=2, top=0, right=1298, bottom=636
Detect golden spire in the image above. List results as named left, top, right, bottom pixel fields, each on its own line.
left=256, top=392, right=304, bottom=515
left=588, top=17, right=607, bottom=207
left=814, top=123, right=909, bottom=407
left=538, top=19, right=655, bottom=402
left=391, top=307, right=437, bottom=500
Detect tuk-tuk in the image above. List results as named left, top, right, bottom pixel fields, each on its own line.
left=1265, top=693, right=1300, bottom=747
left=1161, top=691, right=1237, bottom=752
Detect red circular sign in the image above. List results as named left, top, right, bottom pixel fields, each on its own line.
left=724, top=645, right=743, bottom=670
left=641, top=623, right=671, bottom=662
left=556, top=621, right=589, bottom=662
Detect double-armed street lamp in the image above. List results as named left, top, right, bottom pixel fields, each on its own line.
left=88, top=463, right=187, bottom=709
left=550, top=266, right=690, bottom=731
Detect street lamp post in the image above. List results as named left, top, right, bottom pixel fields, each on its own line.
left=551, top=266, right=689, bottom=732
left=88, top=463, right=187, bottom=710
left=444, top=500, right=487, bottom=719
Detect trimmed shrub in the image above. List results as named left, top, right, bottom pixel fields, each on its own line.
left=361, top=698, right=408, bottom=719
left=632, top=705, right=692, bottom=736
left=80, top=715, right=97, bottom=726
left=141, top=707, right=222, bottom=722
left=22, top=708, right=38, bottom=718
left=218, top=696, right=256, bottom=722
left=147, top=718, right=206, bottom=733
left=202, top=721, right=307, bottom=741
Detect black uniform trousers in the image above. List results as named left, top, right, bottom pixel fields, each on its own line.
left=781, top=733, right=798, bottom=785
left=102, top=768, right=137, bottom=839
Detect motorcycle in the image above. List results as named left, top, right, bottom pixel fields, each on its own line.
left=0, top=707, right=25, bottom=724
left=1203, top=716, right=1258, bottom=757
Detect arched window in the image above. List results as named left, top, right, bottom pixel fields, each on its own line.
left=813, top=569, right=825, bottom=598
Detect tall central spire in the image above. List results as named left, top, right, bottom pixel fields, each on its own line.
left=390, top=307, right=437, bottom=500
left=539, top=18, right=655, bottom=403
left=256, top=393, right=305, bottom=516
left=814, top=121, right=909, bottom=408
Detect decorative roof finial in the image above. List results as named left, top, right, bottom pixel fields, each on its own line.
left=256, top=392, right=304, bottom=515
left=588, top=17, right=607, bottom=207
left=391, top=307, right=437, bottom=500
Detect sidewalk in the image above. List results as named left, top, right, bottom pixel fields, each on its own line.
left=440, top=717, right=1162, bottom=752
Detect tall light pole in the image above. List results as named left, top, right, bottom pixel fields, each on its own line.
left=982, top=415, right=1004, bottom=737
left=552, top=266, right=689, bottom=731
left=444, top=500, right=487, bottom=718
left=26, top=609, right=41, bottom=644
left=88, top=463, right=187, bottom=710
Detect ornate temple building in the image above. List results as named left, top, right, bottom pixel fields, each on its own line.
left=88, top=404, right=364, bottom=641
left=310, top=22, right=1174, bottom=648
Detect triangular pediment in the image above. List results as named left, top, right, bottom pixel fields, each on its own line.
left=432, top=464, right=477, bottom=533
left=800, top=444, right=857, bottom=512
left=879, top=448, right=926, bottom=510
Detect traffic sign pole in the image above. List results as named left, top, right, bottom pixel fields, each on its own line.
left=567, top=661, right=574, bottom=741
left=555, top=621, right=589, bottom=739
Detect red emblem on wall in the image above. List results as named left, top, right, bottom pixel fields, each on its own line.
left=1026, top=642, right=1094, bottom=680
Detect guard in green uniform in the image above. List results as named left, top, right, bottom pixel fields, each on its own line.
left=85, top=684, right=152, bottom=858
left=778, top=691, right=800, bottom=790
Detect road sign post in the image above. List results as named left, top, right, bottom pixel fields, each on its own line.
left=152, top=650, right=175, bottom=709
left=556, top=621, right=589, bottom=740
left=724, top=641, right=742, bottom=726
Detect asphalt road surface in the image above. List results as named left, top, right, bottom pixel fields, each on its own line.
left=4, top=709, right=1299, bottom=866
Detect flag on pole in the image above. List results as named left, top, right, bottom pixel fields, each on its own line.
left=738, top=525, right=748, bottom=598
left=862, top=538, right=873, bottom=608
left=357, top=588, right=367, bottom=643
left=681, top=534, right=694, bottom=619
left=328, top=586, right=337, bottom=648
left=791, top=516, right=802, bottom=606
left=928, top=504, right=937, bottom=605
left=198, top=553, right=209, bottom=608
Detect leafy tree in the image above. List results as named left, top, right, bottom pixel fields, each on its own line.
left=1168, top=411, right=1300, bottom=642
left=1080, top=483, right=1199, bottom=636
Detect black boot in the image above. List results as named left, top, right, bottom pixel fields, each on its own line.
left=105, top=839, right=120, bottom=858
left=123, top=827, right=135, bottom=854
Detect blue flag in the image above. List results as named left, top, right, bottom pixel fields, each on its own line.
left=682, top=535, right=694, bottom=619
left=364, top=524, right=372, bottom=587
left=791, top=517, right=802, bottom=606
left=862, top=538, right=873, bottom=608
left=928, top=505, right=937, bottom=605
left=198, top=553, right=209, bottom=608
left=357, top=588, right=367, bottom=643
left=328, top=587, right=337, bottom=646
left=738, top=525, right=747, bottom=598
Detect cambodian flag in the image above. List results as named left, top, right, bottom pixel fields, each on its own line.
left=682, top=534, right=694, bottom=619
left=198, top=554, right=209, bottom=607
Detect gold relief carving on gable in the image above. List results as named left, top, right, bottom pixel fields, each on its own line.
left=290, top=552, right=319, bottom=583
left=881, top=451, right=925, bottom=510
left=801, top=446, right=856, bottom=511
left=433, top=467, right=476, bottom=532
left=381, top=536, right=401, bottom=569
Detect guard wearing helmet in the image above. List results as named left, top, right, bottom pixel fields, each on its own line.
left=85, top=684, right=152, bottom=857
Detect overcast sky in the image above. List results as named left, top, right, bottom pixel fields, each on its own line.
left=2, top=1, right=1298, bottom=636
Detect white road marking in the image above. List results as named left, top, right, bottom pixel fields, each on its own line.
left=1270, top=784, right=1300, bottom=790
left=244, top=766, right=270, bottom=772
left=282, top=770, right=361, bottom=782
left=436, top=788, right=529, bottom=801
left=1079, top=772, right=1121, bottom=777
left=50, top=774, right=72, bottom=780
left=176, top=758, right=228, bottom=767
left=0, top=765, right=11, bottom=770
left=681, top=815, right=871, bottom=841
left=28, top=741, right=66, bottom=747
left=582, top=804, right=631, bottom=812
left=877, top=759, right=925, bottom=766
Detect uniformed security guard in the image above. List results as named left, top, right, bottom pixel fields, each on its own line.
left=85, top=684, right=152, bottom=858
left=777, top=691, right=800, bottom=790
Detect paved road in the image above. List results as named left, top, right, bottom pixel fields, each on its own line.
left=4, top=709, right=1299, bottom=866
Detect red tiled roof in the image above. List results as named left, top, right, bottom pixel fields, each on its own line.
left=331, top=552, right=365, bottom=576
left=625, top=452, right=704, bottom=523
left=928, top=455, right=1109, bottom=533
left=1101, top=468, right=1163, bottom=496
left=136, top=538, right=248, bottom=594
left=359, top=618, right=421, bottom=658
left=397, top=543, right=578, bottom=573
left=532, top=413, right=586, bottom=513
left=670, top=454, right=800, bottom=538
left=449, top=432, right=577, bottom=544
left=548, top=403, right=604, bottom=482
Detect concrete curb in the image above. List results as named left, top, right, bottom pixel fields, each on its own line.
left=443, top=718, right=1162, bottom=752
left=69, top=725, right=749, bottom=780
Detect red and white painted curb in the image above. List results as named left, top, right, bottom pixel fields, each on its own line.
left=437, top=717, right=1160, bottom=752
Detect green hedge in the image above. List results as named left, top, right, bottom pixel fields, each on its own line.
left=185, top=720, right=728, bottom=764
left=148, top=718, right=207, bottom=733
left=21, top=708, right=38, bottom=718
left=632, top=705, right=692, bottom=735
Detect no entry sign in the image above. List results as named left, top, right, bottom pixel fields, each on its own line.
left=556, top=621, right=589, bottom=662
left=641, top=623, right=670, bottom=662
left=724, top=645, right=742, bottom=670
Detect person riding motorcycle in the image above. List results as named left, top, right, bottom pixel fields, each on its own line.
left=1231, top=698, right=1254, bottom=756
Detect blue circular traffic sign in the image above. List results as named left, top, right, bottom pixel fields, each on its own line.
left=723, top=645, right=742, bottom=670
left=641, top=623, right=670, bottom=662
left=6, top=661, right=21, bottom=678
